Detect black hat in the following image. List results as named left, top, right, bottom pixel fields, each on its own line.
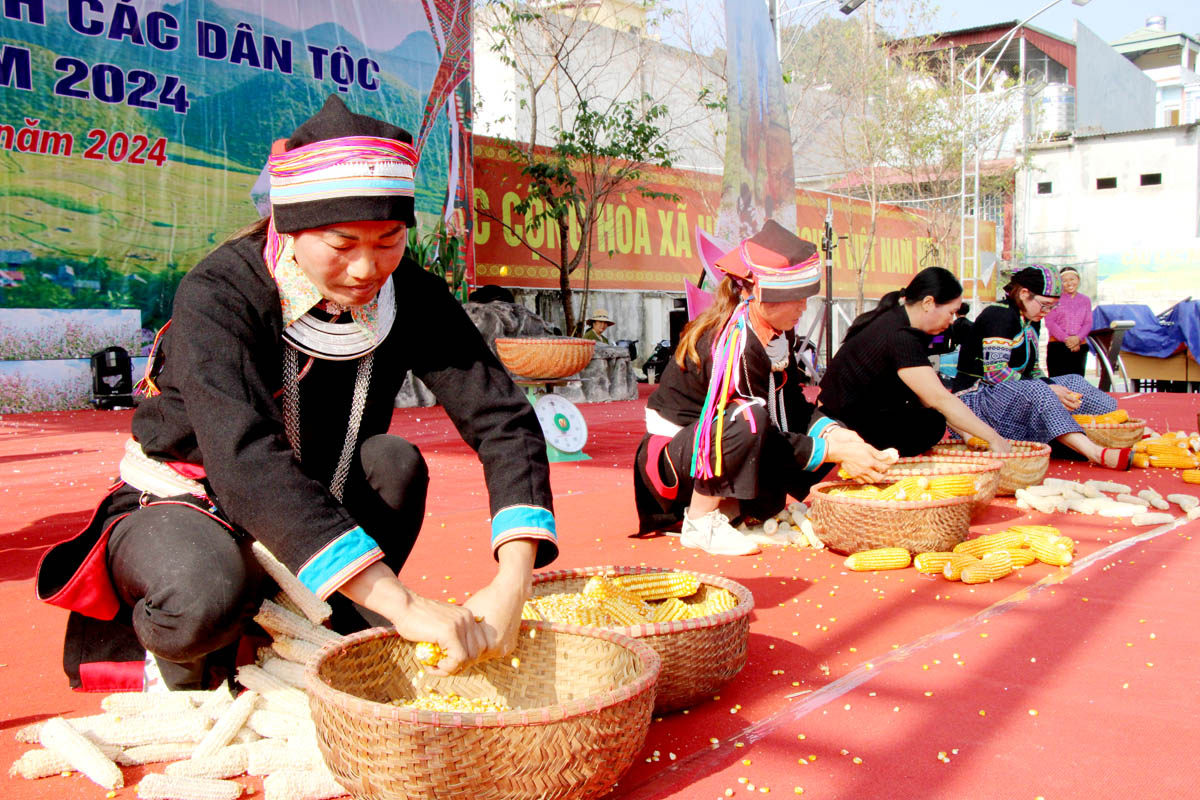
left=1009, top=265, right=1063, bottom=298
left=270, top=95, right=418, bottom=232
left=713, top=220, right=821, bottom=302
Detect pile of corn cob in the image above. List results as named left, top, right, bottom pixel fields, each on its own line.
left=733, top=501, right=825, bottom=549
left=843, top=524, right=1076, bottom=584
left=523, top=573, right=738, bottom=627
left=1013, top=477, right=1199, bottom=523
left=827, top=474, right=978, bottom=502
left=1072, top=408, right=1133, bottom=426
left=1130, top=430, right=1200, bottom=470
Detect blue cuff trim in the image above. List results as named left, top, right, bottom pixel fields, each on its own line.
left=808, top=416, right=837, bottom=439
left=298, top=527, right=384, bottom=600
left=804, top=439, right=827, bottom=471
left=492, top=505, right=556, bottom=547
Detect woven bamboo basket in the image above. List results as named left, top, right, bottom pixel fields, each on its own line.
left=1080, top=418, right=1146, bottom=449
left=807, top=481, right=974, bottom=555
left=531, top=566, right=753, bottom=713
left=928, top=440, right=1052, bottom=496
left=494, top=337, right=596, bottom=379
left=307, top=623, right=659, bottom=800
left=880, top=456, right=1002, bottom=517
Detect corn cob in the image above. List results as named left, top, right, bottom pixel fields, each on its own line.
left=1072, top=414, right=1095, bottom=425
left=260, top=656, right=307, bottom=690
left=1184, top=470, right=1200, bottom=484
left=844, top=547, right=912, bottom=571
left=102, top=692, right=198, bottom=716
left=583, top=575, right=654, bottom=615
left=263, top=766, right=347, bottom=800
left=1094, top=409, right=1129, bottom=424
left=1030, top=536, right=1073, bottom=566
left=650, top=597, right=692, bottom=622
left=246, top=709, right=316, bottom=741
left=612, top=571, right=701, bottom=601
left=1150, top=453, right=1199, bottom=469
left=164, top=746, right=249, bottom=780
left=258, top=688, right=313, bottom=721
left=942, top=553, right=981, bottom=581
left=137, top=773, right=243, bottom=800
left=88, top=710, right=212, bottom=748
left=913, top=552, right=958, bottom=574
left=1006, top=548, right=1038, bottom=568
left=39, top=717, right=124, bottom=790
left=117, top=743, right=197, bottom=766
left=524, top=594, right=606, bottom=626
left=1132, top=453, right=1151, bottom=468
left=960, top=551, right=1014, bottom=584
left=1014, top=488, right=1059, bottom=514
left=927, top=475, right=977, bottom=497
left=1131, top=512, right=1175, bottom=527
left=1096, top=500, right=1144, bottom=517
left=14, top=714, right=111, bottom=744
left=413, top=642, right=447, bottom=667
left=268, top=636, right=321, bottom=666
left=1085, top=479, right=1131, bottom=494
left=1144, top=440, right=1190, bottom=456
left=192, top=690, right=258, bottom=760
left=251, top=541, right=332, bottom=625
left=1166, top=494, right=1199, bottom=512
left=965, top=436, right=990, bottom=449
left=9, top=742, right=123, bottom=780
left=245, top=739, right=323, bottom=775
left=253, top=599, right=340, bottom=648
left=1115, top=493, right=1150, bottom=507
left=597, top=595, right=651, bottom=625
left=236, top=664, right=296, bottom=696
left=688, top=585, right=738, bottom=615
left=1137, top=489, right=1170, bottom=510
left=952, top=531, right=1024, bottom=558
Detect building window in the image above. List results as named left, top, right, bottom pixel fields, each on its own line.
left=1140, top=173, right=1162, bottom=186
left=1096, top=177, right=1117, bottom=190
left=1036, top=181, right=1052, bottom=194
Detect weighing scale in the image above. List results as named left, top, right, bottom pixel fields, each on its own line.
left=516, top=380, right=591, bottom=462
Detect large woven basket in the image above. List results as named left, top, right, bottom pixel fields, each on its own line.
left=807, top=481, right=974, bottom=555
left=1080, top=418, right=1146, bottom=449
left=881, top=456, right=1002, bottom=517
left=928, top=440, right=1052, bottom=495
left=531, top=566, right=753, bottom=713
left=494, top=337, right=596, bottom=379
left=307, top=623, right=659, bottom=800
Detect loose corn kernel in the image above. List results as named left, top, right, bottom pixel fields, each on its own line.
left=395, top=690, right=511, bottom=713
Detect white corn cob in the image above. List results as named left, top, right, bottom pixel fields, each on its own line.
left=1137, top=489, right=1171, bottom=510
left=1131, top=512, right=1175, bottom=527
left=1076, top=482, right=1103, bottom=498
left=192, top=690, right=258, bottom=760
left=236, top=664, right=296, bottom=696
left=137, top=773, right=243, bottom=800
left=1042, top=478, right=1084, bottom=492
left=102, top=692, right=198, bottom=716
left=39, top=717, right=124, bottom=790
left=1115, top=493, right=1150, bottom=507
left=246, top=739, right=322, bottom=775
left=164, top=745, right=248, bottom=779
left=270, top=636, right=322, bottom=666
left=1166, top=494, right=1199, bottom=512
left=1014, top=489, right=1058, bottom=514
left=258, top=688, right=312, bottom=720
left=1085, top=479, right=1131, bottom=495
left=1096, top=501, right=1145, bottom=518
left=762, top=518, right=779, bottom=535
left=1023, top=484, right=1062, bottom=497
left=246, top=709, right=316, bottom=741
left=231, top=727, right=262, bottom=745
left=87, top=710, right=211, bottom=748
left=261, top=657, right=308, bottom=690
left=252, top=542, right=332, bottom=625
left=800, top=517, right=824, bottom=550
left=254, top=599, right=340, bottom=647
left=10, top=742, right=123, bottom=780
left=197, top=685, right=236, bottom=721
left=263, top=766, right=347, bottom=800
left=1188, top=506, right=1200, bottom=521
left=117, top=743, right=197, bottom=766
left=14, top=713, right=109, bottom=744
left=1065, top=498, right=1100, bottom=515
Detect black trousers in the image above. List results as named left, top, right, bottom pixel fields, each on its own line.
left=105, top=434, right=428, bottom=686
left=1047, top=341, right=1088, bottom=377
left=841, top=402, right=948, bottom=458
left=634, top=403, right=832, bottom=532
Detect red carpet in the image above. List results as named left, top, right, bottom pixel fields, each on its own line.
left=1, top=389, right=1197, bottom=799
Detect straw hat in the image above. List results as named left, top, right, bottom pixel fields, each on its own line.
left=587, top=309, right=615, bottom=325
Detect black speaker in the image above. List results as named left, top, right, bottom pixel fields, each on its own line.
left=90, top=346, right=135, bottom=410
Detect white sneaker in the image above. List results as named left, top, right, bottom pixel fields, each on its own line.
left=680, top=510, right=761, bottom=556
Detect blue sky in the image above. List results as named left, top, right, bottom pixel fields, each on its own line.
left=897, top=0, right=1199, bottom=43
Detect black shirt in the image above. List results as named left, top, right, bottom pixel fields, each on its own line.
left=951, top=300, right=1043, bottom=392
left=818, top=304, right=933, bottom=427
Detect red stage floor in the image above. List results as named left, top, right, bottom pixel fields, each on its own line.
left=1, top=389, right=1198, bottom=799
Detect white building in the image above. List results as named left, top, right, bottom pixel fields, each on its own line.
left=1111, top=16, right=1200, bottom=128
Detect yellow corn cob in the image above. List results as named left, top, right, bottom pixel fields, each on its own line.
left=686, top=585, right=738, bottom=615
left=612, top=571, right=701, bottom=601
left=1072, top=414, right=1095, bottom=425
left=9, top=742, right=124, bottom=780
left=942, top=552, right=981, bottom=581
left=581, top=575, right=653, bottom=616
left=927, top=475, right=978, bottom=497
left=396, top=690, right=512, bottom=713
left=1094, top=409, right=1129, bottom=424
left=1145, top=440, right=1191, bottom=455
left=39, top=717, right=124, bottom=790
left=1132, top=453, right=1151, bottom=468
left=597, top=595, right=650, bottom=625
left=192, top=690, right=258, bottom=760
left=953, top=530, right=1025, bottom=557
left=960, top=551, right=1014, bottom=584
left=525, top=594, right=607, bottom=626
left=262, top=766, right=347, bottom=800
left=1030, top=536, right=1073, bottom=566
left=1006, top=525, right=1062, bottom=546
left=844, top=547, right=912, bottom=571
left=650, top=597, right=692, bottom=622
left=118, top=743, right=197, bottom=766
left=1006, top=548, right=1038, bottom=568
left=1184, top=470, right=1200, bottom=484
left=270, top=636, right=322, bottom=667
left=1150, top=454, right=1199, bottom=469
left=251, top=541, right=332, bottom=625
left=966, top=436, right=990, bottom=449
left=253, top=599, right=340, bottom=648
left=137, top=773, right=243, bottom=800
left=913, top=552, right=958, bottom=574
left=413, top=642, right=447, bottom=667
left=164, top=746, right=249, bottom=780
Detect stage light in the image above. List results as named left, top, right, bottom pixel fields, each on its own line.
left=839, top=0, right=866, bottom=15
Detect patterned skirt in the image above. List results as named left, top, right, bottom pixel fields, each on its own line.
left=958, top=374, right=1117, bottom=443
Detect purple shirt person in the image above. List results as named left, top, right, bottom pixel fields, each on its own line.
left=1044, top=267, right=1092, bottom=377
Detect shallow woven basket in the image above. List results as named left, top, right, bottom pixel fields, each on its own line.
left=307, top=623, right=659, bottom=800
left=494, top=337, right=596, bottom=379
left=928, top=440, right=1052, bottom=496
left=1080, top=418, right=1146, bottom=449
left=881, top=456, right=1002, bottom=517
left=807, top=481, right=974, bottom=555
left=531, top=566, right=753, bottom=713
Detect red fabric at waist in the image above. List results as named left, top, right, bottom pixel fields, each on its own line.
left=646, top=435, right=679, bottom=501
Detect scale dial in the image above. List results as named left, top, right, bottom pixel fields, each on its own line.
left=533, top=393, right=588, bottom=453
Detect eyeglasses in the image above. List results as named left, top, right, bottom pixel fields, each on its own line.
left=1032, top=296, right=1058, bottom=312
